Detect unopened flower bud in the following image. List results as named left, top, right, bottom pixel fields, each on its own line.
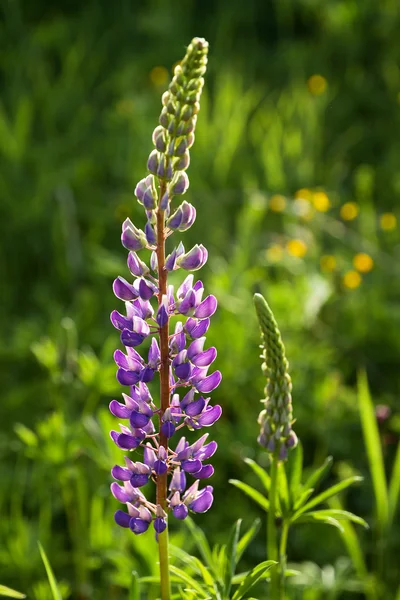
left=147, top=150, right=159, bottom=175
left=169, top=172, right=189, bottom=195
left=176, top=244, right=208, bottom=271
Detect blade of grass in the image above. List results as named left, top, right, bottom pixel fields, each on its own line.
left=38, top=542, right=62, bottom=600
left=0, top=586, right=26, bottom=599
left=388, top=441, right=400, bottom=525
left=358, top=370, right=389, bottom=531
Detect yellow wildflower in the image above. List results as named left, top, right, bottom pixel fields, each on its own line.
left=340, top=202, right=359, bottom=221
left=320, top=255, right=337, bottom=272
left=269, top=195, right=286, bottom=212
left=353, top=253, right=374, bottom=273
left=380, top=213, right=397, bottom=231
left=343, top=270, right=362, bottom=289
left=266, top=245, right=283, bottom=263
left=295, top=188, right=312, bottom=201
left=307, top=74, right=327, bottom=95
left=149, top=66, right=169, bottom=87
left=286, top=239, right=307, bottom=258
left=312, top=191, right=331, bottom=212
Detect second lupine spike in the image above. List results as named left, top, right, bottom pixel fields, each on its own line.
left=253, top=293, right=297, bottom=460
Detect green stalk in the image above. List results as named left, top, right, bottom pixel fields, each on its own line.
left=268, top=454, right=279, bottom=599
left=156, top=181, right=171, bottom=600
left=279, top=520, right=289, bottom=599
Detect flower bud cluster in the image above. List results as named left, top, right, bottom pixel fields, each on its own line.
left=110, top=38, right=221, bottom=536
left=253, top=294, right=297, bottom=460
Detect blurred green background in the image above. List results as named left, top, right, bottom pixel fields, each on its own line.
left=1, top=0, right=400, bottom=598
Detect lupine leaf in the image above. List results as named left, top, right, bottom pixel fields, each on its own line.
left=184, top=517, right=214, bottom=568
left=288, top=442, right=303, bottom=504
left=229, top=479, right=270, bottom=511
left=129, top=572, right=140, bottom=600
left=224, top=520, right=242, bottom=595
left=38, top=542, right=63, bottom=600
left=388, top=441, right=400, bottom=525
left=303, top=456, right=333, bottom=491
left=299, top=509, right=369, bottom=529
left=244, top=458, right=270, bottom=492
left=328, top=497, right=370, bottom=584
left=293, top=487, right=314, bottom=511
left=295, top=513, right=344, bottom=532
left=278, top=462, right=290, bottom=515
left=358, top=370, right=389, bottom=531
left=236, top=518, right=261, bottom=564
left=232, top=569, right=300, bottom=584
left=231, top=561, right=276, bottom=600
left=0, top=586, right=26, bottom=599
left=169, top=566, right=210, bottom=598
left=291, top=476, right=363, bottom=521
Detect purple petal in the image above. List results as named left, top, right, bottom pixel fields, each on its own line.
left=113, top=277, right=137, bottom=301
left=197, top=405, right=222, bottom=427
left=111, top=482, right=131, bottom=503
left=110, top=310, right=132, bottom=331
left=175, top=362, right=192, bottom=381
left=189, top=490, right=213, bottom=513
left=191, top=347, right=217, bottom=367
left=185, top=318, right=210, bottom=339
left=117, top=368, right=141, bottom=386
left=121, top=329, right=147, bottom=348
left=109, top=400, right=132, bottom=419
left=114, top=510, right=131, bottom=528
left=140, top=366, right=155, bottom=383
left=111, top=465, right=132, bottom=481
left=156, top=304, right=169, bottom=327
left=195, top=371, right=222, bottom=393
left=129, top=518, right=151, bottom=534
left=184, top=396, right=206, bottom=417
left=130, top=473, right=150, bottom=487
left=145, top=222, right=157, bottom=245
left=194, top=295, right=217, bottom=319
left=181, top=459, right=202, bottom=474
left=178, top=290, right=197, bottom=315
left=173, top=503, right=189, bottom=520
left=186, top=337, right=206, bottom=360
left=196, top=440, right=218, bottom=461
left=154, top=517, right=167, bottom=533
left=161, top=421, right=176, bottom=438
left=138, top=278, right=154, bottom=301
left=154, top=460, right=168, bottom=475
left=115, top=433, right=143, bottom=450
left=194, top=464, right=214, bottom=479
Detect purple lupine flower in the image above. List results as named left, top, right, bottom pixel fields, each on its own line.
left=109, top=38, right=218, bottom=536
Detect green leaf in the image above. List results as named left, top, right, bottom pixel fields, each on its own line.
left=293, top=488, right=314, bottom=511
left=328, top=497, right=369, bottom=581
left=232, top=561, right=276, bottom=600
left=229, top=479, right=269, bottom=512
left=244, top=458, right=270, bottom=492
left=296, top=513, right=344, bottom=532
left=38, top=542, right=63, bottom=600
left=224, top=520, right=242, bottom=596
left=300, top=509, right=369, bottom=529
left=278, top=462, right=290, bottom=515
left=129, top=572, right=140, bottom=600
left=358, top=370, right=389, bottom=531
left=236, top=519, right=261, bottom=564
left=0, top=586, right=26, bottom=599
left=184, top=517, right=214, bottom=568
left=288, top=442, right=303, bottom=503
left=291, top=476, right=363, bottom=521
left=303, top=456, right=333, bottom=491
left=169, top=566, right=210, bottom=599
left=388, top=441, right=400, bottom=525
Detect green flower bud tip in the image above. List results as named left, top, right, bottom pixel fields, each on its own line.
left=253, top=293, right=297, bottom=458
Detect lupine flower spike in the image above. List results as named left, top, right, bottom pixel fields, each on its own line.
left=110, top=37, right=220, bottom=600
left=254, top=293, right=297, bottom=461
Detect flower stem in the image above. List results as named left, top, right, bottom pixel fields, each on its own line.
left=279, top=520, right=289, bottom=599
left=268, top=454, right=279, bottom=599
left=156, top=181, right=171, bottom=600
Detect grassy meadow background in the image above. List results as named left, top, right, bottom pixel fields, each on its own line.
left=1, top=0, right=400, bottom=598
